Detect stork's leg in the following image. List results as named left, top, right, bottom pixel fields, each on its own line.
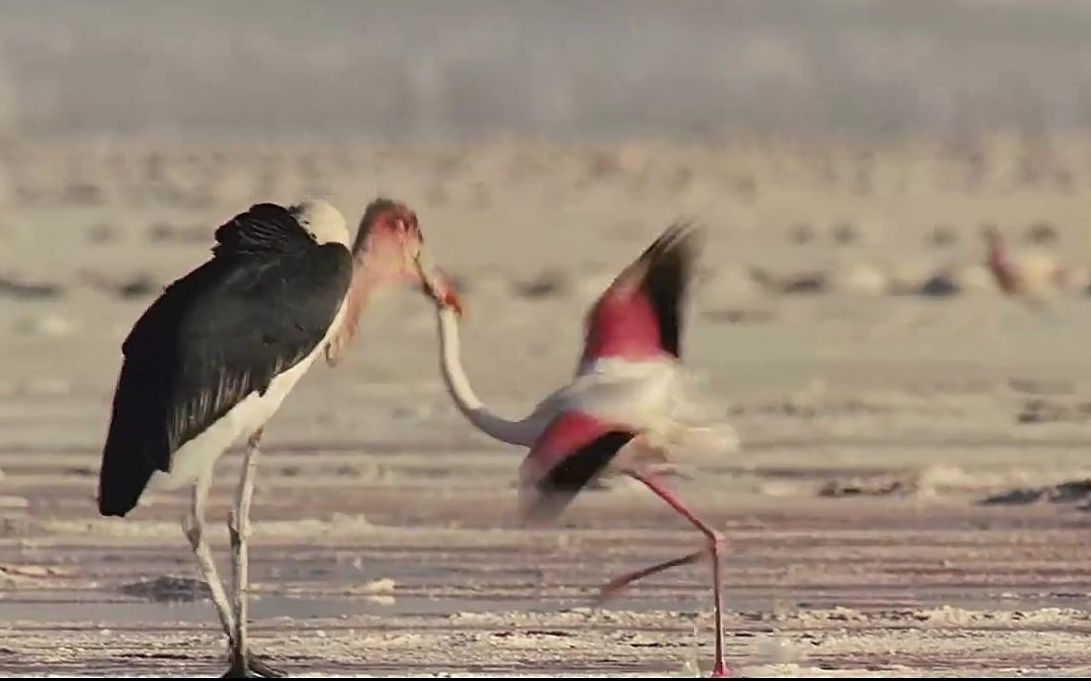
left=626, top=470, right=728, bottom=678
left=224, top=428, right=284, bottom=679
left=182, top=473, right=237, bottom=640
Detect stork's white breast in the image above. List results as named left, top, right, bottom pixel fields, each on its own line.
left=151, top=299, right=348, bottom=490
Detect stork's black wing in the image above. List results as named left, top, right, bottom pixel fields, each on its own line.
left=98, top=205, right=352, bottom=516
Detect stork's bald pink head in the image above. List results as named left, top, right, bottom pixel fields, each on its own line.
left=352, top=198, right=463, bottom=312
left=351, top=198, right=428, bottom=287
left=327, top=198, right=459, bottom=365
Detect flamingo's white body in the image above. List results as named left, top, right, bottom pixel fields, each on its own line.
left=436, top=310, right=736, bottom=456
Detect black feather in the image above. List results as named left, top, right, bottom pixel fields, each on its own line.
left=528, top=431, right=635, bottom=522
left=638, top=223, right=699, bottom=358
left=98, top=210, right=352, bottom=517
left=212, top=203, right=315, bottom=256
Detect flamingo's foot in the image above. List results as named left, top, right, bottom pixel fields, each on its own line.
left=709, top=659, right=730, bottom=677
left=222, top=649, right=286, bottom=678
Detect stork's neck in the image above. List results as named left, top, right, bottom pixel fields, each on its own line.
left=324, top=255, right=385, bottom=365
left=436, top=306, right=538, bottom=446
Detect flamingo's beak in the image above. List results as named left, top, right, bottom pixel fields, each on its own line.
left=415, top=250, right=464, bottom=317
left=444, top=287, right=464, bottom=317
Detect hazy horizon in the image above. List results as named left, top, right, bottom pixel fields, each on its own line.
left=2, top=0, right=1091, bottom=140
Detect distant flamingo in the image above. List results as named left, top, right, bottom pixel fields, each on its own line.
left=984, top=225, right=1066, bottom=302
left=422, top=224, right=738, bottom=677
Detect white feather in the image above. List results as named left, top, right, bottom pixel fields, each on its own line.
left=151, top=300, right=347, bottom=491
left=294, top=198, right=349, bottom=247
left=542, top=357, right=739, bottom=458
left=435, top=306, right=738, bottom=459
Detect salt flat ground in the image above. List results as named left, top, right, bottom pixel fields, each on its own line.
left=3, top=137, right=1091, bottom=676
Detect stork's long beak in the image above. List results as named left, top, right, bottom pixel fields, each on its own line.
left=415, top=249, right=464, bottom=316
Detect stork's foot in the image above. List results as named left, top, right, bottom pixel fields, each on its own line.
left=222, top=649, right=286, bottom=678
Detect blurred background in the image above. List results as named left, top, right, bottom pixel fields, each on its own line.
left=2, top=0, right=1090, bottom=371
left=4, top=0, right=1091, bottom=518
left=5, top=3, right=1091, bottom=675
left=3, top=0, right=1091, bottom=139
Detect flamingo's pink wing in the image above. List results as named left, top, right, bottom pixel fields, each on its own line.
left=581, top=224, right=698, bottom=363
left=519, top=410, right=635, bottom=523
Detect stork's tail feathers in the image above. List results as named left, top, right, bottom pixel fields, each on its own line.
left=97, top=449, right=155, bottom=517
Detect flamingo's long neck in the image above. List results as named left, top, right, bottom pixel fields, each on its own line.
left=986, top=234, right=1019, bottom=292
left=436, top=306, right=537, bottom=446
left=989, top=237, right=1009, bottom=269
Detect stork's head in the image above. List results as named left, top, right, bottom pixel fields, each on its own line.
left=327, top=198, right=461, bottom=366
left=352, top=198, right=425, bottom=283
left=349, top=197, right=462, bottom=310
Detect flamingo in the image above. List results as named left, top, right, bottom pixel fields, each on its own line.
left=98, top=197, right=447, bottom=677
left=421, top=224, right=738, bottom=677
left=984, top=225, right=1066, bottom=302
